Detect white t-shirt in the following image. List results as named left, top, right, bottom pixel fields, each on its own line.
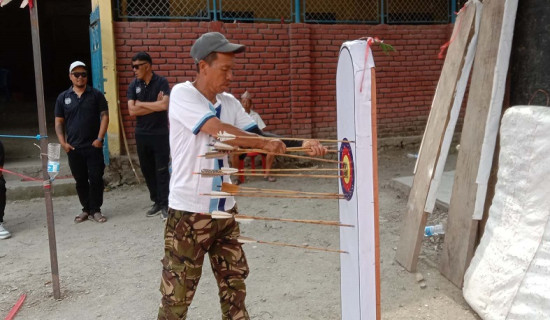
left=248, top=110, right=266, bottom=130
left=168, top=81, right=257, bottom=213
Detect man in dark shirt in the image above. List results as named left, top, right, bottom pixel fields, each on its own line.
left=127, top=52, right=170, bottom=220
left=55, top=61, right=109, bottom=224
left=0, top=140, right=10, bottom=239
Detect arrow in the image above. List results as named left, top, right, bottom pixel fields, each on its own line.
left=238, top=236, right=347, bottom=254
left=208, top=210, right=352, bottom=227
left=216, top=131, right=354, bottom=144
left=202, top=151, right=342, bottom=164
left=238, top=167, right=342, bottom=172
left=228, top=148, right=339, bottom=154
left=220, top=182, right=345, bottom=198
left=196, top=169, right=342, bottom=179
left=203, top=191, right=231, bottom=198
left=201, top=192, right=343, bottom=200
left=211, top=141, right=235, bottom=150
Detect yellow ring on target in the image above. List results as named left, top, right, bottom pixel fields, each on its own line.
left=343, top=156, right=351, bottom=184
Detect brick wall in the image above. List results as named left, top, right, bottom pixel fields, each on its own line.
left=114, top=21, right=453, bottom=147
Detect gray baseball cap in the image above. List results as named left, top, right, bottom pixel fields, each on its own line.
left=190, top=32, right=245, bottom=63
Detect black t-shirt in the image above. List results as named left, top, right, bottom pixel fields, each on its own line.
left=127, top=73, right=170, bottom=135
left=54, top=85, right=108, bottom=148
left=0, top=140, right=4, bottom=168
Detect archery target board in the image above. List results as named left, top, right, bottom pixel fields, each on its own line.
left=337, top=40, right=380, bottom=320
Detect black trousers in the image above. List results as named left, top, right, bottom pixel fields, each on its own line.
left=67, top=146, right=105, bottom=214
left=136, top=133, right=170, bottom=207
left=0, top=175, right=5, bottom=222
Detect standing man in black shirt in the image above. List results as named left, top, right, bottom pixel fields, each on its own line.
left=127, top=52, right=170, bottom=220
left=55, top=61, right=109, bottom=224
left=0, top=140, right=11, bottom=239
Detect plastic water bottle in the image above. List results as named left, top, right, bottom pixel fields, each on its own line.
left=406, top=153, right=418, bottom=159
left=47, top=143, right=61, bottom=181
left=424, top=224, right=445, bottom=236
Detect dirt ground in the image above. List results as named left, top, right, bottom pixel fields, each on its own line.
left=0, top=146, right=479, bottom=320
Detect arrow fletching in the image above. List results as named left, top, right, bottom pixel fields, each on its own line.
left=217, top=131, right=236, bottom=142
left=199, top=169, right=224, bottom=176
left=220, top=167, right=239, bottom=175
left=202, top=191, right=231, bottom=198
left=237, top=236, right=258, bottom=244
left=210, top=210, right=233, bottom=219
left=213, top=141, right=235, bottom=151
left=201, top=152, right=226, bottom=159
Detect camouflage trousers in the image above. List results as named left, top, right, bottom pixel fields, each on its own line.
left=158, top=206, right=250, bottom=320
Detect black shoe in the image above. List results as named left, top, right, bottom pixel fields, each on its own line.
left=146, top=203, right=162, bottom=217
left=161, top=207, right=168, bottom=221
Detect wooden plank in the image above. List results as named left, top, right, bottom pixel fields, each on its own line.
left=425, top=0, right=482, bottom=214
left=472, top=0, right=519, bottom=219
left=439, top=0, right=513, bottom=287
left=371, top=68, right=381, bottom=320
left=394, top=2, right=478, bottom=271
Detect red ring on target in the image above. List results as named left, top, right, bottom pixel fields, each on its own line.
left=339, top=139, right=355, bottom=201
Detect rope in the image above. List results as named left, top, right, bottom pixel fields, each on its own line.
left=0, top=134, right=46, bottom=140
left=0, top=168, right=42, bottom=181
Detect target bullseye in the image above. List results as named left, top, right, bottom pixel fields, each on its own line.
left=339, top=139, right=355, bottom=201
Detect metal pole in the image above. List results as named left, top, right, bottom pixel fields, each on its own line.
left=29, top=0, right=61, bottom=300
left=295, top=0, right=300, bottom=23
left=381, top=0, right=385, bottom=24
left=213, top=0, right=218, bottom=21
left=451, top=0, right=457, bottom=23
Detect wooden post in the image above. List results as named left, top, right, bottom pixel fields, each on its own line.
left=29, top=0, right=61, bottom=300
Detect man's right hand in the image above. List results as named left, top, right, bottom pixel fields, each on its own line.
left=62, top=143, right=75, bottom=153
left=262, top=139, right=286, bottom=154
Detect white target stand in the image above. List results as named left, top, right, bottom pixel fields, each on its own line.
left=337, top=39, right=380, bottom=320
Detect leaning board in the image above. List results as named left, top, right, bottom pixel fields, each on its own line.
left=336, top=40, right=380, bottom=320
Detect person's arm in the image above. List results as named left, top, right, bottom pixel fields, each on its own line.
left=246, top=127, right=327, bottom=156
left=201, top=117, right=286, bottom=154
left=0, top=141, right=4, bottom=177
left=92, top=111, right=109, bottom=148
left=55, top=117, right=74, bottom=153
left=128, top=92, right=169, bottom=116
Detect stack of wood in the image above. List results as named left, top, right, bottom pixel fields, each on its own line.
left=394, top=0, right=519, bottom=288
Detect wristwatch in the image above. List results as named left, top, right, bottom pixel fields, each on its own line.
left=96, top=137, right=104, bottom=143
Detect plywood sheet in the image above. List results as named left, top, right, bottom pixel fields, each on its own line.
left=395, top=1, right=477, bottom=271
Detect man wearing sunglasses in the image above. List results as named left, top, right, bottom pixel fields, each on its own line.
left=127, top=52, right=171, bottom=220
left=54, top=61, right=109, bottom=224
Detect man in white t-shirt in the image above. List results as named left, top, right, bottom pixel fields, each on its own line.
left=241, top=91, right=266, bottom=130
left=158, top=32, right=326, bottom=320
left=233, top=90, right=279, bottom=182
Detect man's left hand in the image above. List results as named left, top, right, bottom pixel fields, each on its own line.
left=302, top=140, right=328, bottom=156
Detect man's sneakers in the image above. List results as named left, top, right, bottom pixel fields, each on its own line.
left=146, top=203, right=162, bottom=217
left=0, top=222, right=11, bottom=239
left=161, top=207, right=168, bottom=221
